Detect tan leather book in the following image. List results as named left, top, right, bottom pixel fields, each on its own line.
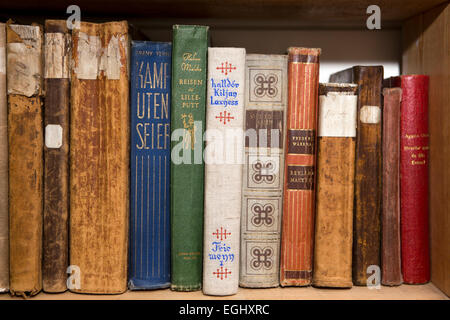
left=330, top=66, right=383, bottom=286
left=0, top=22, right=8, bottom=293
left=7, top=23, right=44, bottom=297
left=313, top=83, right=357, bottom=288
left=43, top=19, right=70, bottom=293
left=70, top=21, right=129, bottom=294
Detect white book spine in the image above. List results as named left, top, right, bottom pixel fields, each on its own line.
left=203, top=47, right=246, bottom=295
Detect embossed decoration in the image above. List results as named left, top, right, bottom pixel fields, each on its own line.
left=251, top=203, right=274, bottom=227
left=215, top=110, right=234, bottom=125
left=252, top=160, right=275, bottom=184
left=213, top=266, right=232, bottom=280
left=254, top=73, right=278, bottom=98
left=216, top=61, right=236, bottom=75
left=250, top=247, right=273, bottom=270
left=212, top=227, right=231, bottom=240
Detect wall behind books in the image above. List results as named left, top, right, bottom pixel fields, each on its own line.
left=139, top=20, right=401, bottom=83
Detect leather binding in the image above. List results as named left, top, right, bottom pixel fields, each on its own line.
left=330, top=66, right=383, bottom=286
left=385, top=75, right=430, bottom=284
left=240, top=54, right=288, bottom=288
left=70, top=21, right=129, bottom=294
left=170, top=25, right=208, bottom=291
left=203, top=47, right=246, bottom=296
left=280, top=47, right=320, bottom=286
left=313, top=83, right=357, bottom=288
left=7, top=23, right=44, bottom=297
left=129, top=41, right=172, bottom=290
left=381, top=87, right=403, bottom=286
left=0, top=23, right=8, bottom=293
left=43, top=19, right=70, bottom=293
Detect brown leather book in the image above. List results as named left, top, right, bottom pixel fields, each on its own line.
left=43, top=20, right=70, bottom=293
left=313, top=83, right=357, bottom=288
left=330, top=66, right=383, bottom=286
left=7, top=23, right=44, bottom=297
left=280, top=47, right=321, bottom=286
left=381, top=87, right=403, bottom=286
left=0, top=22, right=8, bottom=293
left=70, top=21, right=129, bottom=294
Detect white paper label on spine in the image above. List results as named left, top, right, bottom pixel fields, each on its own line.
left=360, top=105, right=381, bottom=124
left=45, top=33, right=70, bottom=79
left=45, top=124, right=63, bottom=148
left=318, top=94, right=357, bottom=137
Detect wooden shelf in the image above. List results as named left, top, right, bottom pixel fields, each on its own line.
left=0, top=283, right=447, bottom=300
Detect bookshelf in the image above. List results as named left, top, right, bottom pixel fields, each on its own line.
left=0, top=0, right=448, bottom=300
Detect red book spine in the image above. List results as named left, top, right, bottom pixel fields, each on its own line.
left=392, top=75, right=430, bottom=284
left=280, top=47, right=320, bottom=286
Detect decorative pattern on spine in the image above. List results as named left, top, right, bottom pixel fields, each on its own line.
left=330, top=66, right=383, bottom=286
left=0, top=22, right=8, bottom=293
left=313, top=83, right=357, bottom=288
left=240, top=54, right=287, bottom=288
left=203, top=47, right=245, bottom=296
left=129, top=41, right=171, bottom=290
left=381, top=87, right=403, bottom=286
left=280, top=47, right=320, bottom=286
left=43, top=19, right=70, bottom=293
left=387, top=75, right=430, bottom=284
left=70, top=21, right=129, bottom=294
left=7, top=23, right=44, bottom=297
left=170, top=25, right=208, bottom=291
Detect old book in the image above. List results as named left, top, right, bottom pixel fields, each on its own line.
left=385, top=75, right=430, bottom=284
left=313, top=83, right=357, bottom=288
left=70, top=21, right=129, bottom=294
left=203, top=47, right=245, bottom=296
left=7, top=23, right=44, bottom=297
left=330, top=66, right=383, bottom=286
left=43, top=19, right=70, bottom=293
left=0, top=22, right=8, bottom=293
left=170, top=25, right=208, bottom=291
left=381, top=87, right=403, bottom=286
left=280, top=47, right=321, bottom=286
left=240, top=54, right=288, bottom=288
left=129, top=41, right=171, bottom=290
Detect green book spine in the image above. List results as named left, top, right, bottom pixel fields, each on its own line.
left=170, top=25, right=209, bottom=291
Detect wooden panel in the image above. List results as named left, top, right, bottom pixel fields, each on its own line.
left=0, top=0, right=447, bottom=26
left=402, top=3, right=450, bottom=297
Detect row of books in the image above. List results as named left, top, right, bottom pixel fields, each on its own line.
left=0, top=20, right=429, bottom=297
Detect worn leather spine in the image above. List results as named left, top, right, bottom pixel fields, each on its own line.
left=240, top=54, right=287, bottom=288
left=7, top=23, right=44, bottom=297
left=43, top=19, right=70, bottom=293
left=70, top=21, right=129, bottom=294
left=280, top=47, right=320, bottom=286
left=386, top=75, right=430, bottom=284
left=381, top=87, right=403, bottom=286
left=0, top=23, right=8, bottom=293
left=330, top=66, right=383, bottom=286
left=313, top=83, right=357, bottom=288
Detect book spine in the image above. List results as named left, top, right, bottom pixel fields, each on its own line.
left=170, top=25, right=208, bottom=291
left=43, top=19, right=70, bottom=293
left=7, top=23, right=44, bottom=297
left=396, top=75, right=430, bottom=284
left=280, top=47, right=320, bottom=286
left=313, top=83, right=357, bottom=288
left=70, top=21, right=129, bottom=294
left=129, top=41, right=171, bottom=290
left=0, top=22, right=8, bottom=293
left=203, top=47, right=245, bottom=296
left=240, top=54, right=288, bottom=288
left=381, top=87, right=403, bottom=286
left=352, top=66, right=383, bottom=286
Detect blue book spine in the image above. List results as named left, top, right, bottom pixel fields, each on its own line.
left=129, top=41, right=172, bottom=289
